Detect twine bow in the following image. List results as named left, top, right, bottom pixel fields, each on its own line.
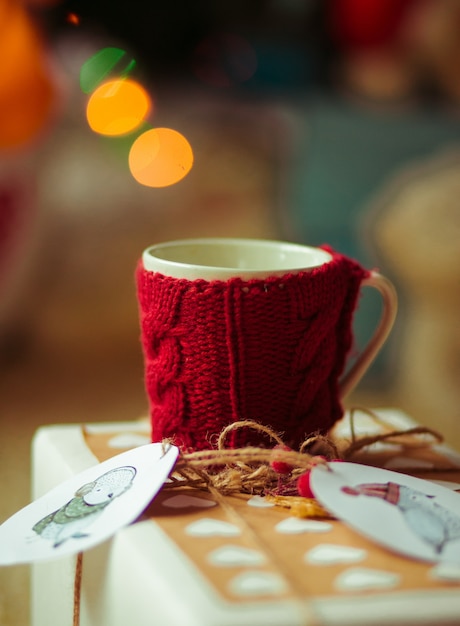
left=165, top=411, right=443, bottom=500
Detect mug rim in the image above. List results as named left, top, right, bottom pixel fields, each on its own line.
left=142, top=237, right=332, bottom=281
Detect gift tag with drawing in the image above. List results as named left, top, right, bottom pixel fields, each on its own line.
left=0, top=443, right=178, bottom=565
left=311, top=462, right=460, bottom=563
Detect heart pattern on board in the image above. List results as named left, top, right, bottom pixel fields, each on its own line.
left=185, top=518, right=241, bottom=537
left=107, top=434, right=151, bottom=449
left=305, top=544, right=367, bottom=565
left=207, top=545, right=266, bottom=567
left=229, top=571, right=287, bottom=596
left=247, top=496, right=275, bottom=508
left=162, top=495, right=216, bottom=509
left=334, top=567, right=401, bottom=591
left=275, top=518, right=333, bottom=534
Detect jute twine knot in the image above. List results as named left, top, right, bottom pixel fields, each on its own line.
left=167, top=420, right=334, bottom=496
left=165, top=409, right=443, bottom=498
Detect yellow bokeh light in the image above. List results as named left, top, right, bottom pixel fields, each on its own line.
left=129, top=128, right=193, bottom=187
left=86, top=78, right=151, bottom=136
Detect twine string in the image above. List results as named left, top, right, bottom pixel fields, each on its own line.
left=217, top=419, right=286, bottom=449
left=73, top=552, right=83, bottom=626
left=344, top=425, right=443, bottom=457
left=345, top=406, right=443, bottom=457
left=299, top=433, right=340, bottom=458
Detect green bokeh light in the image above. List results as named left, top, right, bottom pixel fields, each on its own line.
left=80, top=47, right=136, bottom=94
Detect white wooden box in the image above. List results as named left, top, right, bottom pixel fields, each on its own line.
left=31, top=410, right=460, bottom=626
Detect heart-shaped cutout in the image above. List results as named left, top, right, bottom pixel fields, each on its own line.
left=162, top=495, right=216, bottom=509
left=108, top=434, right=151, bottom=449
left=305, top=544, right=367, bottom=565
left=185, top=518, right=241, bottom=537
left=429, top=479, right=460, bottom=491
left=276, top=518, right=333, bottom=534
left=207, top=545, right=266, bottom=567
left=229, top=571, right=286, bottom=596
left=434, top=447, right=460, bottom=467
left=429, top=562, right=460, bottom=582
left=367, top=441, right=403, bottom=453
left=247, top=496, right=275, bottom=508
left=335, top=567, right=400, bottom=591
left=384, top=456, right=434, bottom=470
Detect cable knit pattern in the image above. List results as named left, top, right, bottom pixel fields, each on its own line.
left=136, top=247, right=369, bottom=451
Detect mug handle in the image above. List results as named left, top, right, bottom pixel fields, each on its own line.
left=339, top=272, right=398, bottom=399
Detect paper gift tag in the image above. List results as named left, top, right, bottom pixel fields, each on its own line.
left=0, top=443, right=178, bottom=565
left=311, top=462, right=460, bottom=563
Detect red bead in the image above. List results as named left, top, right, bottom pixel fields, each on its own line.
left=297, top=459, right=342, bottom=497
left=297, top=471, right=314, bottom=498
left=270, top=444, right=294, bottom=474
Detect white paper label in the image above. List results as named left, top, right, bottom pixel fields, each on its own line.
left=0, top=443, right=178, bottom=565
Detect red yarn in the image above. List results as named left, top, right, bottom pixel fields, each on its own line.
left=136, top=247, right=368, bottom=452
left=270, top=444, right=294, bottom=475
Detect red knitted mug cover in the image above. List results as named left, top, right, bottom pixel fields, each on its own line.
left=136, top=247, right=369, bottom=452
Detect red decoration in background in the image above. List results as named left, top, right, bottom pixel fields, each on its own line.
left=0, top=174, right=36, bottom=333
left=136, top=249, right=368, bottom=452
left=0, top=185, right=23, bottom=288
left=329, top=0, right=418, bottom=50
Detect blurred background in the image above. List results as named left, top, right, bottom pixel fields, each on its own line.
left=1, top=0, right=460, bottom=623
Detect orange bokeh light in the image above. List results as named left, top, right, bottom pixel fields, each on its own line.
left=128, top=128, right=193, bottom=187
left=86, top=78, right=151, bottom=136
left=0, top=0, right=56, bottom=149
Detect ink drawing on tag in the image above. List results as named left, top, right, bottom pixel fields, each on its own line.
left=32, top=466, right=136, bottom=548
left=341, top=481, right=460, bottom=557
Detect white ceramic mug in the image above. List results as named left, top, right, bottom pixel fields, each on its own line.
left=138, top=238, right=397, bottom=450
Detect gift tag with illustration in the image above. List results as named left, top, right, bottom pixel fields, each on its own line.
left=0, top=443, right=178, bottom=565
left=311, top=462, right=460, bottom=563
